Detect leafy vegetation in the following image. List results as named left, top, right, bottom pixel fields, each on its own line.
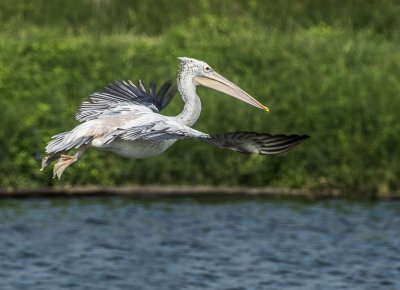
left=1, top=0, right=400, bottom=196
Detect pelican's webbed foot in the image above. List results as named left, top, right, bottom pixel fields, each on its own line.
left=53, top=155, right=78, bottom=180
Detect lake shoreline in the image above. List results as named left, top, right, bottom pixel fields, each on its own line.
left=1, top=185, right=399, bottom=200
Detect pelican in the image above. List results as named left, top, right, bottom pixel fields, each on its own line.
left=41, top=57, right=309, bottom=179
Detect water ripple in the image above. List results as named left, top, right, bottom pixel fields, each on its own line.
left=0, top=198, right=399, bottom=289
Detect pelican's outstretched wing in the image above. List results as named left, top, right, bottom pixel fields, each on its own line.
left=108, top=117, right=308, bottom=155
left=203, top=132, right=309, bottom=155
left=75, top=80, right=177, bottom=122
left=102, top=117, right=210, bottom=145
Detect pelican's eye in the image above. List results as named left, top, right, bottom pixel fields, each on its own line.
left=204, top=66, right=212, bottom=73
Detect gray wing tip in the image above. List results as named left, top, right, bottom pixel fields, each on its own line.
left=150, top=79, right=177, bottom=111
left=259, top=133, right=310, bottom=154
left=207, top=131, right=310, bottom=155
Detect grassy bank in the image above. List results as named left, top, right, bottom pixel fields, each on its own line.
left=1, top=1, right=400, bottom=196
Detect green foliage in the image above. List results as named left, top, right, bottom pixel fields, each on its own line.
left=1, top=0, right=400, bottom=196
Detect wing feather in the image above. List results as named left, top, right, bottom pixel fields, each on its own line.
left=102, top=118, right=210, bottom=144
left=148, top=80, right=178, bottom=110
left=75, top=80, right=177, bottom=122
left=203, top=132, right=309, bottom=154
left=122, top=120, right=209, bottom=141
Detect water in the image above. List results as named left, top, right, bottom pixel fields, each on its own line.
left=0, top=197, right=399, bottom=290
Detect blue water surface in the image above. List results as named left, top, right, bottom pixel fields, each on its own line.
left=0, top=197, right=399, bottom=290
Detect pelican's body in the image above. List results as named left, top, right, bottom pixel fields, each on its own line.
left=42, top=57, right=308, bottom=179
left=80, top=112, right=179, bottom=158
left=106, top=139, right=176, bottom=159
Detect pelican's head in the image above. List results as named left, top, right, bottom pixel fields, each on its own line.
left=178, top=57, right=269, bottom=112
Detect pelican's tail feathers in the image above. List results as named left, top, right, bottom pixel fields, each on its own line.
left=41, top=127, right=93, bottom=172
left=44, top=130, right=93, bottom=155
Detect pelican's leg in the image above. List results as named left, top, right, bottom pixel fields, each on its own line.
left=53, top=148, right=87, bottom=180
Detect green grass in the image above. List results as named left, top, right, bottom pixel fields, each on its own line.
left=1, top=1, right=400, bottom=196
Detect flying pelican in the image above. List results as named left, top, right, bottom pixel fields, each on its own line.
left=41, top=57, right=309, bottom=179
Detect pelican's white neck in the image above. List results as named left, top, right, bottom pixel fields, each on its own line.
left=175, top=68, right=202, bottom=127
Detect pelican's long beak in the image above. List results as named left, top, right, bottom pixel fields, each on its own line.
left=193, top=72, right=269, bottom=112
